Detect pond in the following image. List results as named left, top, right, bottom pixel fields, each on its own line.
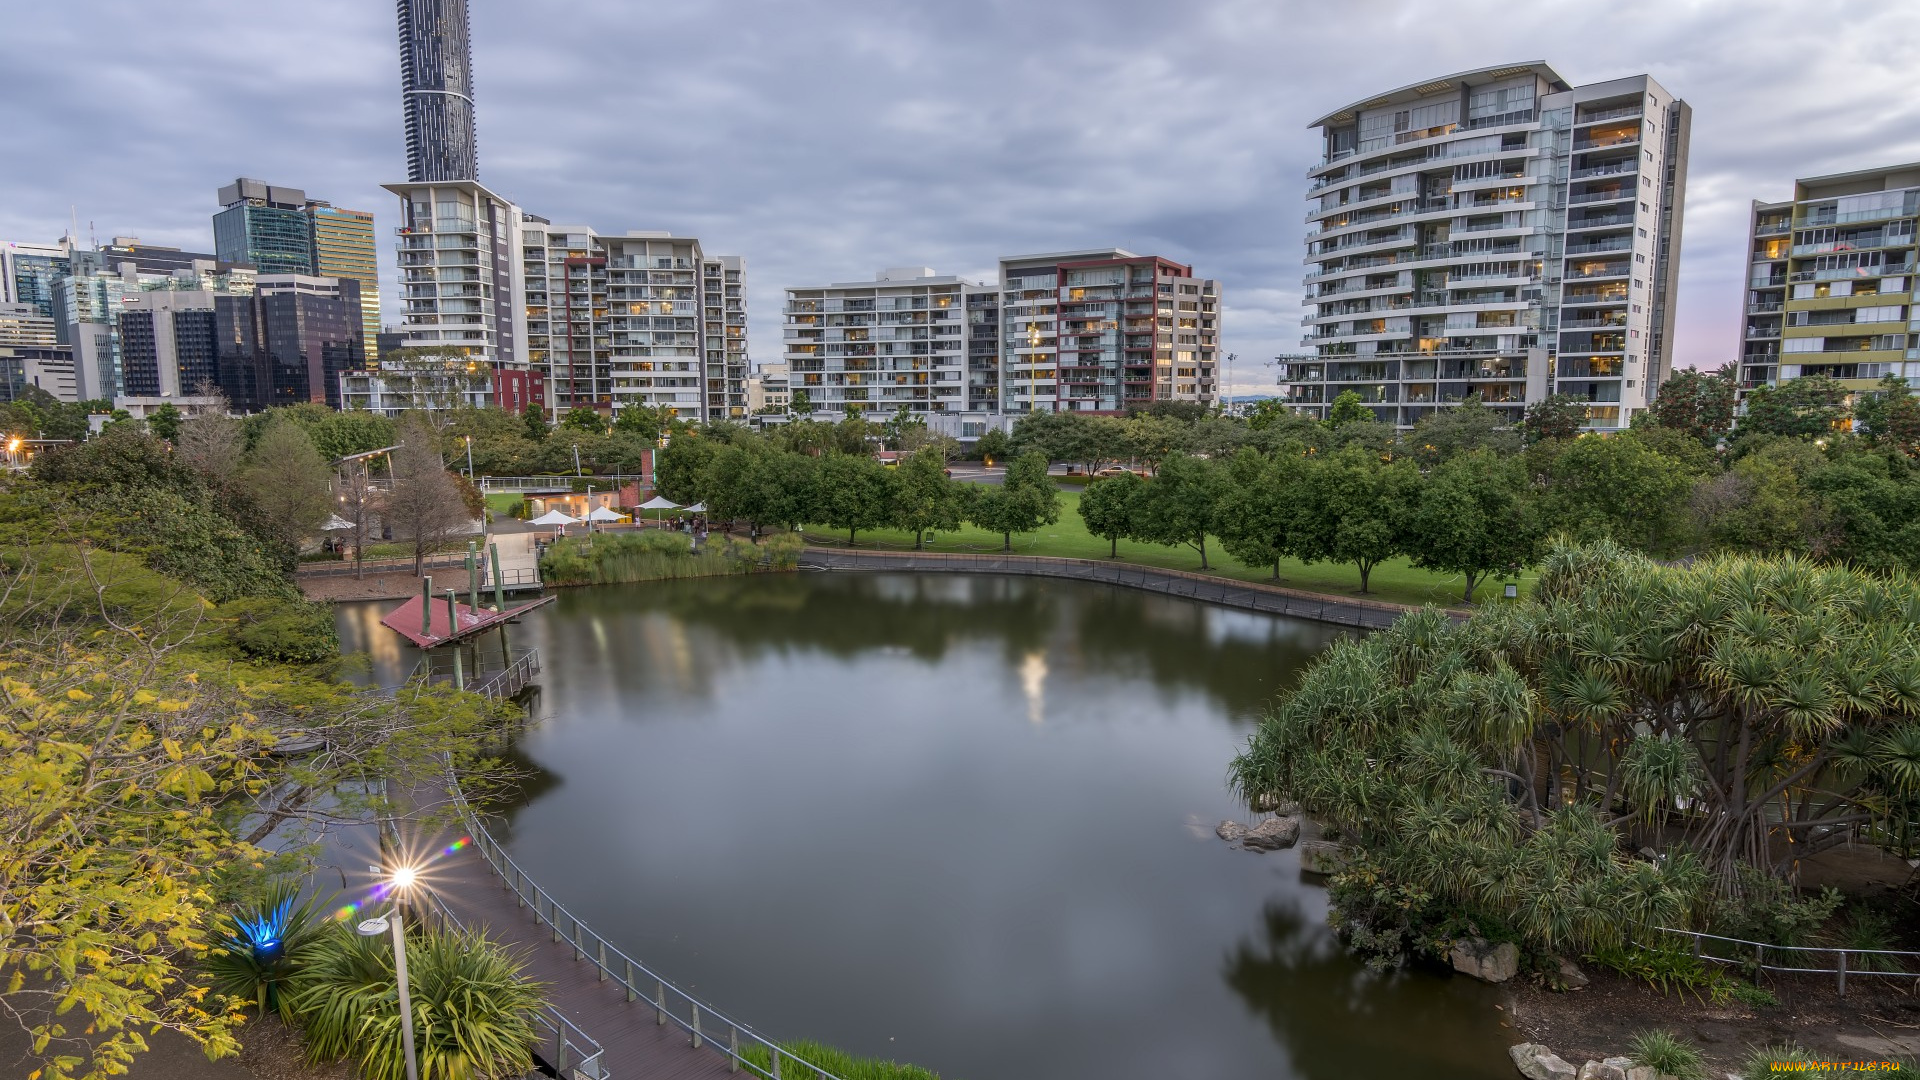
left=335, top=572, right=1512, bottom=1080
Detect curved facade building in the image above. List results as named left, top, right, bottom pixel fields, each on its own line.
left=1283, top=63, right=1689, bottom=430
left=397, top=0, right=479, bottom=183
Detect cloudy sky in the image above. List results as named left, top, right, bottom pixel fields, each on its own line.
left=6, top=0, right=1918, bottom=396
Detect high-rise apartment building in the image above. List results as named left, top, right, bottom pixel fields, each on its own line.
left=117, top=289, right=257, bottom=400
left=1281, top=64, right=1689, bottom=430
left=214, top=179, right=314, bottom=276
left=307, top=202, right=381, bottom=363
left=385, top=178, right=525, bottom=369
left=397, top=0, right=479, bottom=183
left=520, top=224, right=747, bottom=420
left=783, top=268, right=990, bottom=417
left=1737, top=163, right=1920, bottom=399
left=999, top=249, right=1219, bottom=413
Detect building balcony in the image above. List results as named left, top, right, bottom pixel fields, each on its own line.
left=1568, top=188, right=1634, bottom=206
left=1571, top=162, right=1639, bottom=181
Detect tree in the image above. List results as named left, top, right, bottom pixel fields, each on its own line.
left=241, top=415, right=334, bottom=552
left=386, top=419, right=472, bottom=575
left=522, top=404, right=550, bottom=442
left=1689, top=437, right=1827, bottom=557
left=1216, top=447, right=1306, bottom=580
left=1646, top=366, right=1737, bottom=445
left=1407, top=450, right=1540, bottom=602
left=1244, top=398, right=1294, bottom=431
left=334, top=457, right=382, bottom=579
left=175, top=396, right=245, bottom=490
left=974, top=426, right=1010, bottom=464
left=1131, top=452, right=1223, bottom=569
left=147, top=402, right=183, bottom=441
left=1078, top=472, right=1142, bottom=557
left=1738, top=374, right=1849, bottom=441
left=560, top=405, right=608, bottom=435
left=612, top=402, right=665, bottom=442
left=1404, top=394, right=1521, bottom=464
left=1851, top=375, right=1920, bottom=456
left=1325, top=389, right=1373, bottom=429
left=1122, top=413, right=1182, bottom=474
left=890, top=449, right=965, bottom=549
left=789, top=387, right=812, bottom=416
left=968, top=451, right=1059, bottom=551
left=1295, top=445, right=1419, bottom=594
left=881, top=406, right=930, bottom=452
left=655, top=436, right=718, bottom=504
left=1523, top=393, right=1588, bottom=444
left=816, top=452, right=893, bottom=544
left=1539, top=433, right=1695, bottom=555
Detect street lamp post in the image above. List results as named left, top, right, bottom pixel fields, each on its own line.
left=464, top=435, right=474, bottom=478
left=357, top=866, right=421, bottom=1080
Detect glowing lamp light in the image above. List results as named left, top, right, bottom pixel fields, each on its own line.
left=391, top=866, right=419, bottom=890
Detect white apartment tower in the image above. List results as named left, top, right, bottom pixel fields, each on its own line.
left=385, top=179, right=528, bottom=370
left=519, top=224, right=747, bottom=421
left=783, top=268, right=991, bottom=418
left=1282, top=64, right=1689, bottom=429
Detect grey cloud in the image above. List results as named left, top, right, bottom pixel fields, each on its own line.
left=5, top=0, right=1917, bottom=396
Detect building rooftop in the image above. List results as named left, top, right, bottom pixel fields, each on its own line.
left=1308, top=61, right=1569, bottom=128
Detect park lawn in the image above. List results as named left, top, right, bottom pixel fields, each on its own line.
left=484, top=492, right=525, bottom=514
left=792, top=489, right=1535, bottom=609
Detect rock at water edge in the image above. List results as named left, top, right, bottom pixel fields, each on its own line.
left=1577, top=1059, right=1628, bottom=1080
left=1451, top=937, right=1520, bottom=983
left=1242, top=815, right=1301, bottom=851
left=1508, top=1043, right=1577, bottom=1080
left=1557, top=956, right=1590, bottom=990
left=1216, top=820, right=1248, bottom=843
left=1297, top=839, right=1343, bottom=874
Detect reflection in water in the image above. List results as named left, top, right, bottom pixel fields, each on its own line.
left=333, top=574, right=1503, bottom=1080
left=1224, top=900, right=1512, bottom=1080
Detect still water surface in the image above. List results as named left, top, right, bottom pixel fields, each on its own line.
left=337, top=573, right=1511, bottom=1080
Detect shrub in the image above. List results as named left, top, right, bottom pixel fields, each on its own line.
left=205, top=883, right=327, bottom=1020
left=1585, top=941, right=1733, bottom=1004
left=1711, top=866, right=1843, bottom=948
left=292, top=922, right=545, bottom=1080
left=1727, top=981, right=1778, bottom=1008
left=738, top=1038, right=941, bottom=1080
left=220, top=597, right=340, bottom=664
left=1828, top=905, right=1906, bottom=972
left=1741, top=1043, right=1817, bottom=1079
left=763, top=531, right=807, bottom=570
left=1627, top=1030, right=1708, bottom=1080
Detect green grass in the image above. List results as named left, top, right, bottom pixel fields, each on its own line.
left=794, top=490, right=1535, bottom=609
left=738, top=1039, right=940, bottom=1080
left=483, top=493, right=525, bottom=515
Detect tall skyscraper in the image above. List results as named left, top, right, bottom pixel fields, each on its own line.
left=214, top=179, right=314, bottom=275
left=397, top=0, right=479, bottom=183
left=1737, top=163, right=1919, bottom=402
left=307, top=202, right=382, bottom=362
left=1280, top=64, right=1689, bottom=431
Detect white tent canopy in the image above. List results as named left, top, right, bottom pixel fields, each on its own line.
left=638, top=496, right=681, bottom=510
left=683, top=502, right=707, bottom=513
left=529, top=510, right=579, bottom=527
left=587, top=506, right=627, bottom=522
left=320, top=514, right=355, bottom=531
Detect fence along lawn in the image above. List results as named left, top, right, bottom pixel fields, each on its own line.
left=791, top=490, right=1534, bottom=609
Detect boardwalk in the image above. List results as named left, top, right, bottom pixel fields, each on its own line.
left=434, top=837, right=741, bottom=1080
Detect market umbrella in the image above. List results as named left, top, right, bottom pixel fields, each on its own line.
left=587, top=506, right=627, bottom=522
left=638, top=495, right=680, bottom=527
left=683, top=502, right=707, bottom=513
left=529, top=509, right=578, bottom=539
left=320, top=514, right=355, bottom=531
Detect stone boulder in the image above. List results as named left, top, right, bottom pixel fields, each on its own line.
left=1250, top=792, right=1301, bottom=814
left=1556, top=956, right=1590, bottom=990
left=1451, top=937, right=1520, bottom=983
left=1297, top=839, right=1343, bottom=875
left=1241, top=815, right=1301, bottom=851
left=1623, top=1067, right=1659, bottom=1080
left=1576, top=1058, right=1630, bottom=1080
left=1509, top=1043, right=1577, bottom=1080
left=1216, top=820, right=1248, bottom=843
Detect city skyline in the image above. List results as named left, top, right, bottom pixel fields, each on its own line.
left=4, top=0, right=1918, bottom=399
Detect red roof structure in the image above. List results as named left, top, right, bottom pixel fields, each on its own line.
left=380, top=595, right=532, bottom=649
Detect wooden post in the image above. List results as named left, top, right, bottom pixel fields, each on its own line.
left=550, top=899, right=561, bottom=943
left=692, top=1003, right=702, bottom=1050
left=489, top=542, right=506, bottom=610
left=421, top=575, right=433, bottom=637
left=514, top=868, right=524, bottom=908
left=729, top=1028, right=739, bottom=1072
left=1838, top=948, right=1848, bottom=998
left=573, top=917, right=583, bottom=961
left=625, top=959, right=635, bottom=1002
left=467, top=541, right=479, bottom=609
left=771, top=1048, right=781, bottom=1080
left=656, top=981, right=666, bottom=1026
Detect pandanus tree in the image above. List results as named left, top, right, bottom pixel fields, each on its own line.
left=1230, top=539, right=1920, bottom=956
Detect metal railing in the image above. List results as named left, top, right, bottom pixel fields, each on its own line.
left=297, top=553, right=468, bottom=578
left=415, top=870, right=608, bottom=1077
left=479, top=476, right=600, bottom=493
left=450, top=796, right=852, bottom=1080
left=1653, top=926, right=1920, bottom=998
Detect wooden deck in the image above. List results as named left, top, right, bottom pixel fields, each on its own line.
left=433, top=839, right=741, bottom=1080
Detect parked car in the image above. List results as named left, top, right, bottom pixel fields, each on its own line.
left=1092, top=466, right=1146, bottom=479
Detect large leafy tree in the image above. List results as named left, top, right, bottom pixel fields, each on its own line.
left=1232, top=541, right=1920, bottom=961
left=1324, top=389, right=1373, bottom=429
left=1407, top=450, right=1541, bottom=602
left=890, top=448, right=966, bottom=549
left=1403, top=394, right=1521, bottom=464
left=968, top=451, right=1059, bottom=551
left=1522, top=393, right=1588, bottom=445
left=1646, top=366, right=1737, bottom=445
left=1738, top=375, right=1850, bottom=441
left=816, top=452, right=894, bottom=544
left=386, top=419, right=472, bottom=575
left=654, top=436, right=718, bottom=504
left=1129, top=452, right=1224, bottom=569
left=1294, top=445, right=1420, bottom=594
left=1215, top=447, right=1306, bottom=580
left=1539, top=430, right=1695, bottom=555
left=1851, top=375, right=1920, bottom=457
left=242, top=415, right=334, bottom=551
left=1078, top=471, right=1143, bottom=557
